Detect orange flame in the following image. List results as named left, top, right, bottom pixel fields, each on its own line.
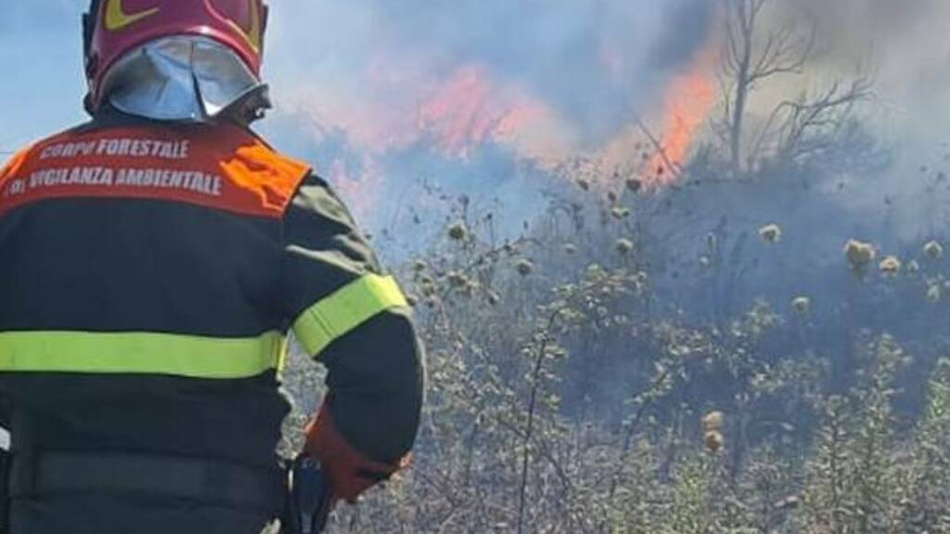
left=418, top=66, right=504, bottom=158
left=417, top=65, right=558, bottom=160
left=645, top=46, right=717, bottom=183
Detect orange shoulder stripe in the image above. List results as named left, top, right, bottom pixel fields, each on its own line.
left=0, top=147, right=33, bottom=184
left=0, top=123, right=310, bottom=219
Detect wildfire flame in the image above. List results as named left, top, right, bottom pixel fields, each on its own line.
left=644, top=46, right=718, bottom=183
left=418, top=66, right=500, bottom=157
left=417, top=65, right=559, bottom=160
left=412, top=45, right=719, bottom=184
left=299, top=28, right=720, bottom=209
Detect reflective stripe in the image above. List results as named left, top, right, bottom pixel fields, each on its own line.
left=293, top=274, right=409, bottom=357
left=0, top=331, right=285, bottom=379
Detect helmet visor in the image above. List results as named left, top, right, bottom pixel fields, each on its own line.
left=102, top=35, right=268, bottom=122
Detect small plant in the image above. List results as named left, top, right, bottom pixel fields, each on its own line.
left=879, top=255, right=902, bottom=276
left=845, top=239, right=876, bottom=273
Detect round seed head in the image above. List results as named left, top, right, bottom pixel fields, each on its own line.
left=702, top=411, right=724, bottom=432
left=879, top=255, right=902, bottom=276
left=448, top=223, right=467, bottom=241
left=792, top=296, right=811, bottom=315
left=516, top=259, right=534, bottom=277
left=615, top=238, right=634, bottom=255
left=845, top=239, right=876, bottom=270
left=704, top=431, right=725, bottom=454
left=925, top=240, right=945, bottom=260
left=759, top=224, right=782, bottom=244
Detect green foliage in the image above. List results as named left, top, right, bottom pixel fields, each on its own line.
left=795, top=336, right=909, bottom=534
left=269, top=181, right=950, bottom=533
left=272, top=180, right=950, bottom=532
left=903, top=359, right=950, bottom=531
left=274, top=58, right=950, bottom=532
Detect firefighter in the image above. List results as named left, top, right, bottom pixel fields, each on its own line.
left=0, top=1, right=424, bottom=533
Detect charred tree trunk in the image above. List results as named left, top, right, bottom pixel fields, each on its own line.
left=728, top=0, right=755, bottom=175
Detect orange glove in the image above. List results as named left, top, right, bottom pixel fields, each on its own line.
left=304, top=400, right=410, bottom=504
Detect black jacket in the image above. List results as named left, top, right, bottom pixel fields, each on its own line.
left=0, top=112, right=423, bottom=470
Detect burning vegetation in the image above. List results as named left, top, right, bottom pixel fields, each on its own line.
left=265, top=0, right=950, bottom=532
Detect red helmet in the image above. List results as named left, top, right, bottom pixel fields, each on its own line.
left=83, top=0, right=269, bottom=111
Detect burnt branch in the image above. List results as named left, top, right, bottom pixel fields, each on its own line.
left=772, top=77, right=872, bottom=163
left=634, top=115, right=685, bottom=180
left=717, top=0, right=818, bottom=175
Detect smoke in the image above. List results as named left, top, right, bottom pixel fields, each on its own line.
left=258, top=0, right=720, bottom=224
left=253, top=0, right=950, bottom=239
left=265, top=0, right=713, bottom=142
left=771, top=0, right=950, bottom=238
left=774, top=0, right=950, bottom=109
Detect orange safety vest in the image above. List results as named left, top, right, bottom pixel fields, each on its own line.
left=0, top=122, right=309, bottom=220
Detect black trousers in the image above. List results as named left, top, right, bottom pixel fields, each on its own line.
left=8, top=494, right=274, bottom=534
left=0, top=374, right=291, bottom=534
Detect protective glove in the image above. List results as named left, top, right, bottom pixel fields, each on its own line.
left=303, top=400, right=410, bottom=504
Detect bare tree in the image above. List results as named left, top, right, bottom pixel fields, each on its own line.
left=769, top=78, right=872, bottom=164
left=717, top=0, right=815, bottom=174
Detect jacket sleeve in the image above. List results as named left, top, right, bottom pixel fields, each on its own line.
left=280, top=173, right=424, bottom=462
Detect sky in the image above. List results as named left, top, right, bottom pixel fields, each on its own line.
left=3, top=1, right=950, bottom=233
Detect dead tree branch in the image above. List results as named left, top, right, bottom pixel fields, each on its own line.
left=773, top=78, right=872, bottom=163
left=718, top=0, right=816, bottom=174
left=634, top=115, right=685, bottom=180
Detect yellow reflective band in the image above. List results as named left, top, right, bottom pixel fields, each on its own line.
left=293, top=274, right=409, bottom=357
left=0, top=331, right=285, bottom=379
